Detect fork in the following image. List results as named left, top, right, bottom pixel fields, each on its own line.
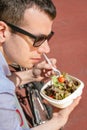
left=43, top=53, right=61, bottom=76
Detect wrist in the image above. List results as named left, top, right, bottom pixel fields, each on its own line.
left=13, top=72, right=22, bottom=86
left=14, top=69, right=37, bottom=85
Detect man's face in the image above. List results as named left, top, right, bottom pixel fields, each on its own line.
left=2, top=8, right=54, bottom=68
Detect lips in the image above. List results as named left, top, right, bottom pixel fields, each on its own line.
left=31, top=58, right=41, bottom=63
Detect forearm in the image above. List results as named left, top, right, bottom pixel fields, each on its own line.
left=31, top=96, right=81, bottom=130
left=7, top=69, right=36, bottom=86
left=31, top=116, right=63, bottom=130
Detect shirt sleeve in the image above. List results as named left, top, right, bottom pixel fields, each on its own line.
left=0, top=93, right=31, bottom=130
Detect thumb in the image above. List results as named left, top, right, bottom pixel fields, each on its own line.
left=33, top=68, right=41, bottom=77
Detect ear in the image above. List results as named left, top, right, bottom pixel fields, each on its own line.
left=0, top=21, right=7, bottom=45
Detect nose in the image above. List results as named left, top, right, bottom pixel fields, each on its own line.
left=38, top=40, right=50, bottom=54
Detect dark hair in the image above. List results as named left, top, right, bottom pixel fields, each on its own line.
left=0, top=0, right=56, bottom=25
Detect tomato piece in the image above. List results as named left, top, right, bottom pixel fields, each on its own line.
left=49, top=95, right=54, bottom=98
left=58, top=75, right=65, bottom=83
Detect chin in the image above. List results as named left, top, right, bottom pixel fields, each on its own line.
left=15, top=60, right=34, bottom=69
left=22, top=63, right=34, bottom=69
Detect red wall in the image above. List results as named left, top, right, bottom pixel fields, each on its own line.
left=49, top=0, right=87, bottom=130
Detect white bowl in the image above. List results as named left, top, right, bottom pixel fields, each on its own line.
left=40, top=75, right=84, bottom=108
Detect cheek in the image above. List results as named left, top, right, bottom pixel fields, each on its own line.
left=3, top=35, right=37, bottom=68
left=3, top=38, right=30, bottom=62
left=13, top=44, right=31, bottom=62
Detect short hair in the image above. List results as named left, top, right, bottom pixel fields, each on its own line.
left=0, top=0, right=56, bottom=25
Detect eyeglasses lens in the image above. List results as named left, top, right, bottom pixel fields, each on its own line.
left=33, top=32, right=54, bottom=47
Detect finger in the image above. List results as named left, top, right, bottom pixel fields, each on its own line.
left=65, top=96, right=81, bottom=114
left=59, top=96, right=81, bottom=117
left=50, top=58, right=57, bottom=68
left=41, top=69, right=52, bottom=78
left=36, top=59, right=57, bottom=69
left=33, top=68, right=41, bottom=77
left=36, top=61, right=50, bottom=69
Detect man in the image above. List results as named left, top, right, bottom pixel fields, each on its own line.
left=0, top=0, right=81, bottom=130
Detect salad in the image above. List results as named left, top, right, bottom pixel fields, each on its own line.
left=44, top=73, right=80, bottom=100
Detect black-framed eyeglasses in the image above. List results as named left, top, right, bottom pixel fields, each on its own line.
left=3, top=21, right=54, bottom=47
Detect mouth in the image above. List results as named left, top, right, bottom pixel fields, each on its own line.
left=31, top=58, right=41, bottom=63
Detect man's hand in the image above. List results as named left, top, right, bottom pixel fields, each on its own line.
left=8, top=58, right=57, bottom=86
left=32, top=97, right=81, bottom=130
left=52, top=96, right=81, bottom=129
left=33, top=58, right=57, bottom=81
